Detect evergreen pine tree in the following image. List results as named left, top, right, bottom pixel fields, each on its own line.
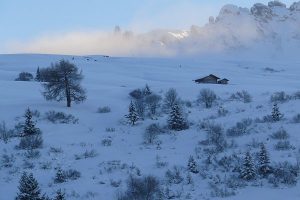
left=15, top=172, right=42, bottom=200
left=272, top=103, right=283, bottom=122
left=125, top=101, right=139, bottom=125
left=167, top=103, right=188, bottom=131
left=241, top=151, right=256, bottom=181
left=54, top=189, right=65, bottom=200
left=54, top=168, right=66, bottom=183
left=187, top=156, right=199, bottom=174
left=258, top=144, right=272, bottom=176
left=22, top=108, right=40, bottom=137
left=35, top=67, right=41, bottom=82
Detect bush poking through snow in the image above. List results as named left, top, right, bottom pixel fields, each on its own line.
left=197, top=88, right=218, bottom=108
left=268, top=162, right=299, bottom=186
left=163, top=88, right=181, bottom=113
left=274, top=140, right=294, bottom=151
left=15, top=72, right=34, bottom=81
left=165, top=166, right=184, bottom=184
left=205, top=123, right=227, bottom=152
left=97, top=106, right=111, bottom=113
left=270, top=91, right=290, bottom=103
left=292, top=114, right=300, bottom=123
left=44, top=111, right=79, bottom=124
left=226, top=118, right=253, bottom=137
left=54, top=168, right=81, bottom=183
left=144, top=123, right=162, bottom=144
left=0, top=121, right=13, bottom=144
left=1, top=153, right=15, bottom=168
left=117, top=175, right=161, bottom=200
left=230, top=90, right=252, bottom=103
left=271, top=128, right=289, bottom=140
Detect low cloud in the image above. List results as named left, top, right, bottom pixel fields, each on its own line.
left=8, top=28, right=189, bottom=57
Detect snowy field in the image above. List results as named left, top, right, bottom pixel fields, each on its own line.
left=0, top=54, right=300, bottom=200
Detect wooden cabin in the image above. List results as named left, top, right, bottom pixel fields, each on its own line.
left=194, top=74, right=220, bottom=84
left=218, top=78, right=229, bottom=85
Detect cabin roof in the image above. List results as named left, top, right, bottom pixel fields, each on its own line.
left=195, top=74, right=220, bottom=81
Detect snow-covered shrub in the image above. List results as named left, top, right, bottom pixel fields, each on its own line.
left=110, top=179, right=122, bottom=187
left=144, top=123, right=162, bottom=144
left=197, top=88, right=218, bottom=108
left=165, top=166, right=184, bottom=184
left=24, top=149, right=41, bottom=159
left=206, top=123, right=227, bottom=152
left=65, top=169, right=81, bottom=180
left=145, top=94, right=162, bottom=116
left=105, top=127, right=115, bottom=132
left=129, top=89, right=143, bottom=100
left=230, top=90, right=252, bottom=103
left=133, top=99, right=145, bottom=120
left=217, top=106, right=229, bottom=117
left=1, top=153, right=15, bottom=168
left=292, top=91, right=300, bottom=100
left=292, top=114, right=300, bottom=123
left=117, top=175, right=161, bottom=200
left=271, top=128, right=289, bottom=140
left=39, top=161, right=52, bottom=170
left=23, top=160, right=35, bottom=169
left=54, top=168, right=81, bottom=183
left=97, top=106, right=111, bottom=113
left=209, top=182, right=236, bottom=198
left=54, top=168, right=67, bottom=183
left=0, top=121, right=14, bottom=144
left=268, top=161, right=298, bottom=186
left=44, top=111, right=78, bottom=124
left=101, top=138, right=112, bottom=146
left=75, top=149, right=98, bottom=160
left=216, top=154, right=240, bottom=172
left=184, top=100, right=192, bottom=108
left=163, top=88, right=181, bottom=113
left=226, top=118, right=252, bottom=137
left=156, top=155, right=168, bottom=168
left=270, top=91, right=290, bottom=103
left=274, top=140, right=294, bottom=151
left=15, top=72, right=34, bottom=81
left=18, top=134, right=43, bottom=150
left=49, top=147, right=63, bottom=154
left=225, top=174, right=247, bottom=189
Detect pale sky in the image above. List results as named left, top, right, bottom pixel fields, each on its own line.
left=0, top=0, right=296, bottom=54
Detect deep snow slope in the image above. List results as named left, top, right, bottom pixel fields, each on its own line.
left=0, top=54, right=300, bottom=199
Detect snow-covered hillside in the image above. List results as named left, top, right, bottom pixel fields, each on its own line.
left=0, top=54, right=300, bottom=199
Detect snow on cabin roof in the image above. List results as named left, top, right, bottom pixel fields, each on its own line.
left=195, top=74, right=220, bottom=81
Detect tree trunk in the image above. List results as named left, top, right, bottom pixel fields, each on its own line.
left=65, top=76, right=71, bottom=107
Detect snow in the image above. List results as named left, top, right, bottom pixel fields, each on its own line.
left=0, top=53, right=300, bottom=199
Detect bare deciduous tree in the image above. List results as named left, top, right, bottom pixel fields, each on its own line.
left=42, top=60, right=86, bottom=107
